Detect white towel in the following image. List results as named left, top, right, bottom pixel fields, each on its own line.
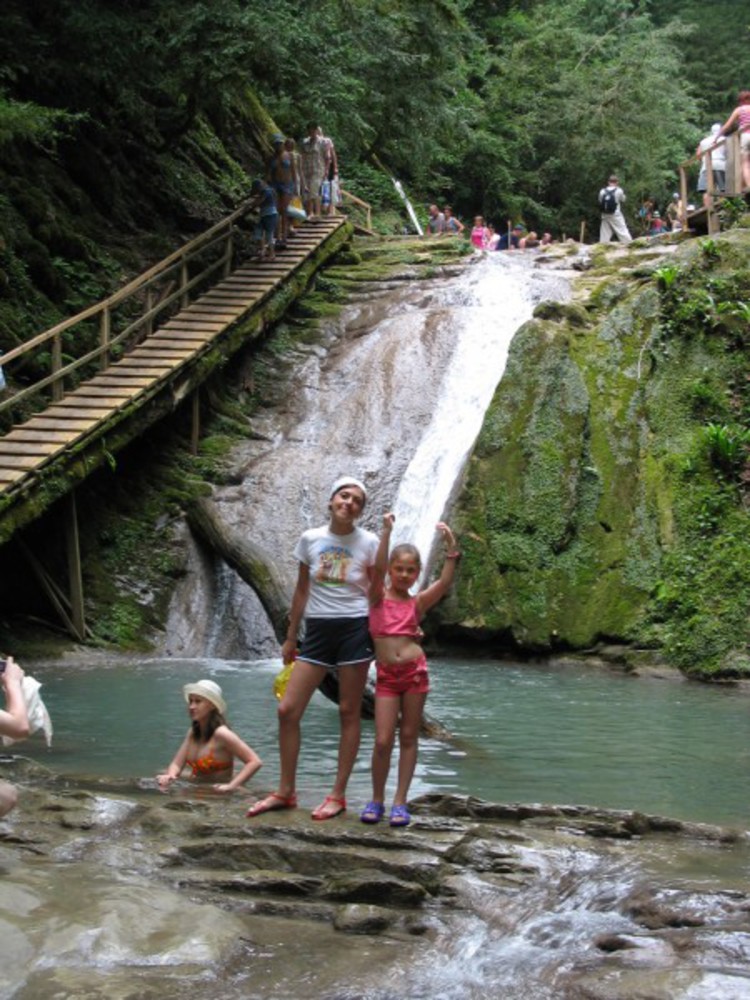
left=2, top=675, right=53, bottom=747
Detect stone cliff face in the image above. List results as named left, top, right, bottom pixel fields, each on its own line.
left=446, top=227, right=750, bottom=676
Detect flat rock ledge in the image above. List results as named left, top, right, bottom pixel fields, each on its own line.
left=4, top=768, right=750, bottom=999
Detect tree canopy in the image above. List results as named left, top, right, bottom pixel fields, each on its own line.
left=0, top=0, right=746, bottom=309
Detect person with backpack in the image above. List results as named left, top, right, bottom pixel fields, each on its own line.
left=598, top=174, right=632, bottom=244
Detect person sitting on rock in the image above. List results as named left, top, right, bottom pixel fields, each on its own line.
left=495, top=224, right=525, bottom=251
left=648, top=211, right=667, bottom=235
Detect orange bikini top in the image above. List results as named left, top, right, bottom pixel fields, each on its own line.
left=186, top=752, right=232, bottom=777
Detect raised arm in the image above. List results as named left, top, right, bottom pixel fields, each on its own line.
left=416, top=522, right=460, bottom=616
left=281, top=562, right=310, bottom=664
left=212, top=727, right=263, bottom=794
left=369, top=512, right=394, bottom=604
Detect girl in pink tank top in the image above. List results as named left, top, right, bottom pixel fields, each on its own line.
left=362, top=513, right=460, bottom=827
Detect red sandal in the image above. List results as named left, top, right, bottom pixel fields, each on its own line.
left=311, top=795, right=346, bottom=820
left=246, top=792, right=298, bottom=817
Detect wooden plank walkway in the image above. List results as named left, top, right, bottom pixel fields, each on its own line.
left=0, top=217, right=345, bottom=496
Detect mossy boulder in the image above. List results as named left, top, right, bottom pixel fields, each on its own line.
left=447, top=229, right=750, bottom=674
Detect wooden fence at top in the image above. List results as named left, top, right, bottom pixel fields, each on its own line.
left=679, top=127, right=748, bottom=234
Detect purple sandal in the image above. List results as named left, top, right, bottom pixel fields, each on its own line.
left=389, top=804, right=411, bottom=827
left=360, top=801, right=385, bottom=824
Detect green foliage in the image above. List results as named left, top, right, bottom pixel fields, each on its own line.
left=650, top=1, right=749, bottom=118
left=0, top=93, right=81, bottom=147
left=688, top=379, right=729, bottom=422
left=718, top=197, right=747, bottom=231
left=456, top=0, right=699, bottom=232
left=702, top=422, right=750, bottom=479
left=650, top=489, right=750, bottom=675
left=698, top=237, right=720, bottom=261
left=654, top=264, right=680, bottom=290
left=640, top=231, right=750, bottom=674
left=0, top=0, right=708, bottom=248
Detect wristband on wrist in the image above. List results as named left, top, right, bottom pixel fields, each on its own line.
left=445, top=551, right=462, bottom=560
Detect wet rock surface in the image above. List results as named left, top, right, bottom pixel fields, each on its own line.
left=3, top=767, right=750, bottom=998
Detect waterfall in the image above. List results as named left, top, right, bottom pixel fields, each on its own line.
left=162, top=252, right=569, bottom=657
left=390, top=256, right=559, bottom=578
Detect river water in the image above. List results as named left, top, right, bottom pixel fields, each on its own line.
left=18, top=654, right=750, bottom=828
left=7, top=653, right=750, bottom=1000
left=5, top=251, right=750, bottom=998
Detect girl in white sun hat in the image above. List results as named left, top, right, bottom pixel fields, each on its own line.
left=157, top=679, right=262, bottom=793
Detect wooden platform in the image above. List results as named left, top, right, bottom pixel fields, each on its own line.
left=0, top=217, right=345, bottom=498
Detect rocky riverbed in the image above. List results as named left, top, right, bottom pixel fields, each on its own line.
left=3, top=756, right=750, bottom=999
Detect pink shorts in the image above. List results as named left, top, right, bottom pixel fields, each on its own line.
left=375, top=654, right=430, bottom=697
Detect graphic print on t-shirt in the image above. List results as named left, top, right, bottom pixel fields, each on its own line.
left=316, top=544, right=352, bottom=586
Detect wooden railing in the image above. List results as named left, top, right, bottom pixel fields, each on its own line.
left=0, top=200, right=256, bottom=418
left=678, top=128, right=747, bottom=234
left=339, top=187, right=373, bottom=232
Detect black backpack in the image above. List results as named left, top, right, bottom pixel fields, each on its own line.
left=600, top=187, right=618, bottom=214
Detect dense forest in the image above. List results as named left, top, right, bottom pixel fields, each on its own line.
left=0, top=1, right=748, bottom=669
left=1, top=0, right=748, bottom=354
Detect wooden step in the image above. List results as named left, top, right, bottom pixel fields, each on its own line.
left=0, top=439, right=60, bottom=455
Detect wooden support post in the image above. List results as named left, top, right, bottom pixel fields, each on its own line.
left=99, top=305, right=111, bottom=370
left=223, top=228, right=234, bottom=278
left=145, top=287, right=154, bottom=338
left=180, top=259, right=190, bottom=309
left=51, top=333, right=63, bottom=401
left=191, top=389, right=200, bottom=455
left=64, top=492, right=86, bottom=641
left=579, top=220, right=586, bottom=244
left=704, top=150, right=719, bottom=234
left=679, top=165, right=689, bottom=230
left=16, top=534, right=86, bottom=641
left=731, top=133, right=742, bottom=196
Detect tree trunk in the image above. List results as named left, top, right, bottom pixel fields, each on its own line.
left=185, top=496, right=452, bottom=739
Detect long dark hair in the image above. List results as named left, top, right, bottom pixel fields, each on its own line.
left=191, top=708, right=226, bottom=741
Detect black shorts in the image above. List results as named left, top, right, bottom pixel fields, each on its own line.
left=299, top=617, right=373, bottom=669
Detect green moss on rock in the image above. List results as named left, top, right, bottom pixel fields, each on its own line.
left=449, top=229, right=750, bottom=676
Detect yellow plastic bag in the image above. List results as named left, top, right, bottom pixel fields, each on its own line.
left=273, top=661, right=296, bottom=700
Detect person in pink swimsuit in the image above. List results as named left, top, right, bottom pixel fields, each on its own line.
left=361, top=513, right=459, bottom=827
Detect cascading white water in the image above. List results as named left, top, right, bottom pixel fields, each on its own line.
left=163, top=252, right=569, bottom=657
left=390, top=256, right=552, bottom=578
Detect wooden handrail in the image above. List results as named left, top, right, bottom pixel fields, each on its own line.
left=0, top=200, right=257, bottom=415
left=678, top=129, right=747, bottom=197
left=676, top=129, right=747, bottom=232
left=340, top=187, right=372, bottom=231
left=1, top=204, right=251, bottom=369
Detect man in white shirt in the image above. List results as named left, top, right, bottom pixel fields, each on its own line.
left=598, top=174, right=632, bottom=244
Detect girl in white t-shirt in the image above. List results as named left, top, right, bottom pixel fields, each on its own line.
left=247, top=476, right=377, bottom=821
